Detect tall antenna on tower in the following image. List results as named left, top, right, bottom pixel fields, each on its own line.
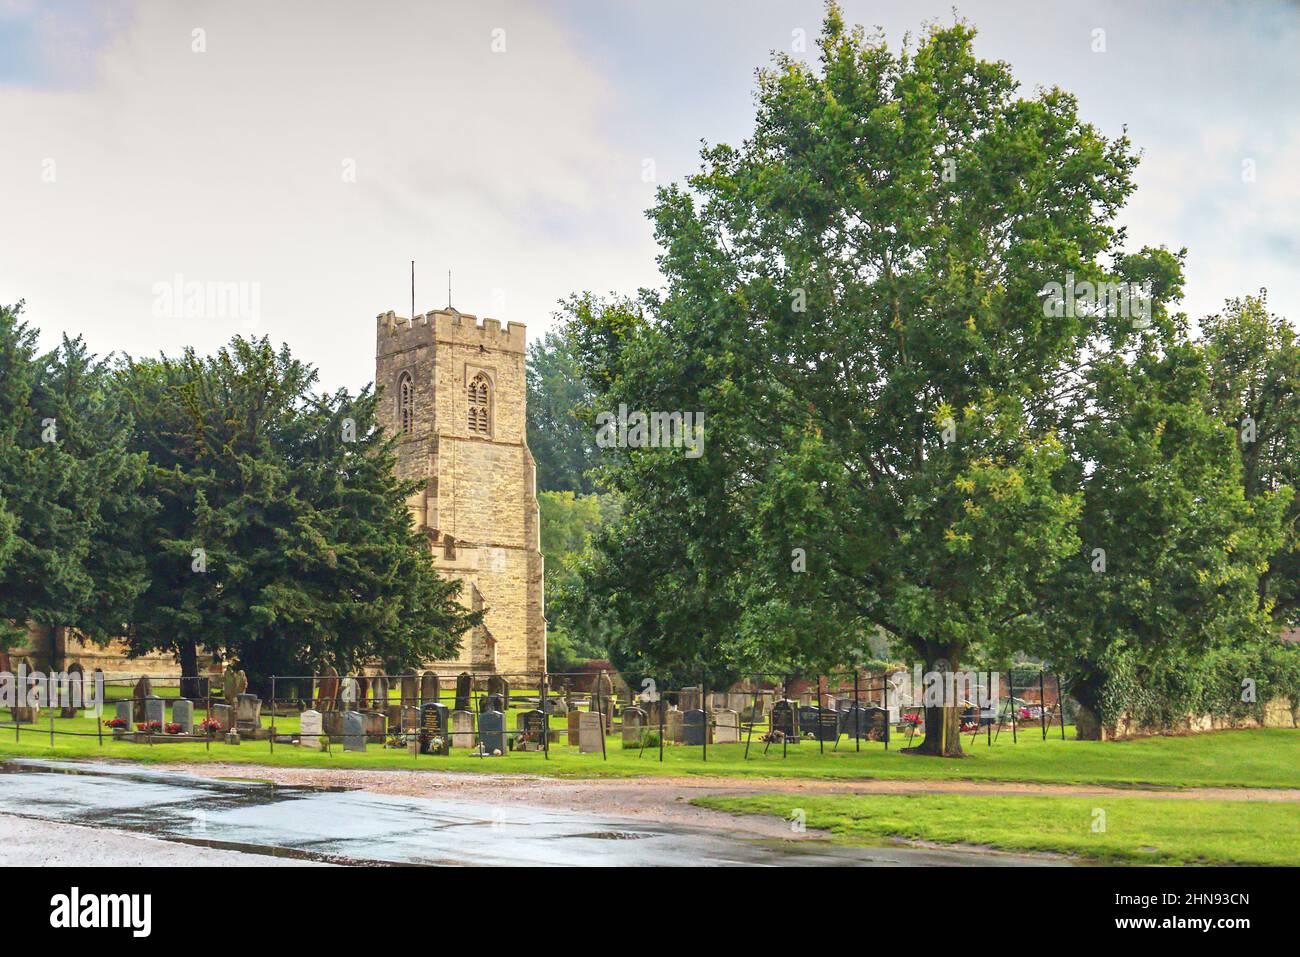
left=447, top=269, right=452, bottom=310
left=410, top=260, right=415, bottom=320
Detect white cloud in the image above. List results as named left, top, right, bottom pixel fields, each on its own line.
left=0, top=0, right=660, bottom=390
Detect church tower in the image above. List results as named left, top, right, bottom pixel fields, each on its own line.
left=375, top=307, right=546, bottom=677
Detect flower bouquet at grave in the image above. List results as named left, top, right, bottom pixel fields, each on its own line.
left=137, top=721, right=162, bottom=734
left=165, top=722, right=183, bottom=735
left=104, top=717, right=127, bottom=731
left=196, top=716, right=221, bottom=737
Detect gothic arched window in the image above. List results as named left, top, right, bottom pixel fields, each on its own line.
left=398, top=372, right=414, bottom=435
left=467, top=372, right=491, bottom=435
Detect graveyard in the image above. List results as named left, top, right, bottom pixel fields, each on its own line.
left=1, top=671, right=1296, bottom=790
left=1, top=667, right=1297, bottom=866
left=1, top=675, right=1296, bottom=866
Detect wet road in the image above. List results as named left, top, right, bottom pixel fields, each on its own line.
left=0, top=760, right=1065, bottom=866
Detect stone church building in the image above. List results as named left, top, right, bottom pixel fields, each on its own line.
left=9, top=307, right=547, bottom=681
left=376, top=307, right=547, bottom=678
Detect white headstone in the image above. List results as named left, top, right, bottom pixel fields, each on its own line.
left=450, top=710, right=474, bottom=749
left=300, top=709, right=323, bottom=749
left=578, top=711, right=604, bottom=753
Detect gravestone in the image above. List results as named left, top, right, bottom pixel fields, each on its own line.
left=342, top=711, right=365, bottom=752
left=454, top=672, right=472, bottom=712
left=401, top=706, right=421, bottom=732
left=299, top=709, right=323, bottom=749
left=62, top=666, right=84, bottom=717
left=144, top=695, right=165, bottom=728
left=322, top=710, right=345, bottom=738
left=839, top=705, right=889, bottom=742
left=356, top=674, right=369, bottom=709
left=665, top=708, right=684, bottom=743
left=317, top=668, right=340, bottom=712
left=516, top=709, right=546, bottom=751
left=450, top=710, right=474, bottom=749
left=480, top=692, right=504, bottom=714
left=131, top=676, right=153, bottom=723
left=340, top=676, right=358, bottom=710
left=362, top=710, right=385, bottom=742
left=566, top=710, right=582, bottom=746
left=799, top=705, right=838, bottom=742
left=770, top=699, right=799, bottom=741
left=211, top=704, right=233, bottom=732
left=221, top=669, right=246, bottom=706
left=578, top=711, right=604, bottom=753
left=420, top=702, right=450, bottom=754
left=545, top=695, right=568, bottom=716
left=370, top=674, right=390, bottom=710
left=115, top=700, right=132, bottom=725
left=713, top=708, right=740, bottom=744
left=420, top=671, right=439, bottom=706
left=621, top=706, right=647, bottom=745
left=487, top=675, right=510, bottom=711
left=235, top=693, right=262, bottom=730
left=679, top=686, right=702, bottom=712
left=172, top=698, right=194, bottom=735
left=478, top=710, right=505, bottom=755
left=682, top=708, right=708, bottom=746
left=400, top=671, right=419, bottom=708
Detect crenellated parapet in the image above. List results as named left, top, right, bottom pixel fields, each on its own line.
left=376, top=308, right=526, bottom=356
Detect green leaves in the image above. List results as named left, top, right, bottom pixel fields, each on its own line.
left=117, top=336, right=480, bottom=687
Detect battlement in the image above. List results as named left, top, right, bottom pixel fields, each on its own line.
left=376, top=308, right=526, bottom=353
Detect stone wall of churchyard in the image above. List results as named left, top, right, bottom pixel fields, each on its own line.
left=1075, top=696, right=1298, bottom=741
left=7, top=622, right=182, bottom=677
left=1071, top=641, right=1300, bottom=740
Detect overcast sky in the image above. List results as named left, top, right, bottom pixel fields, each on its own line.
left=2, top=0, right=1296, bottom=393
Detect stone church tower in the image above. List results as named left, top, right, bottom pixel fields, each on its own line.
left=376, top=307, right=546, bottom=677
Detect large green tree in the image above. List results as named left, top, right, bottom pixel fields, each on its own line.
left=1027, top=279, right=1287, bottom=733
left=526, top=318, right=601, bottom=494
left=0, top=302, right=150, bottom=652
left=120, top=337, right=480, bottom=694
left=570, top=7, right=1174, bottom=754
left=1201, top=292, right=1300, bottom=626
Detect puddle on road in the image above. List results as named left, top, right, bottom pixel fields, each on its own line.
left=0, top=759, right=1068, bottom=867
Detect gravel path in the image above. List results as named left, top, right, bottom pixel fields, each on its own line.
left=0, top=812, right=332, bottom=866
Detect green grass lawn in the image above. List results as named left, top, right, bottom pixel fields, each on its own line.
left=692, top=792, right=1300, bottom=865
left=1, top=706, right=1296, bottom=789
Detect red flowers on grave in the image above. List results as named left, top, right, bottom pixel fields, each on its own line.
left=197, top=716, right=221, bottom=733
left=136, top=720, right=162, bottom=733
left=104, top=717, right=127, bottom=730
left=165, top=722, right=182, bottom=735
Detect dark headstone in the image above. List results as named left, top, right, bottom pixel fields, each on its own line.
left=798, top=705, right=839, bottom=742
left=454, top=672, right=472, bottom=712
left=682, top=708, right=708, bottom=746
left=770, top=698, right=798, bottom=741
left=487, top=675, right=510, bottom=710
left=131, top=676, right=153, bottom=723
left=840, top=704, right=889, bottom=741
left=342, top=711, right=365, bottom=751
left=516, top=709, right=546, bottom=751
left=420, top=702, right=450, bottom=754
left=480, top=692, right=504, bottom=714
left=478, top=710, right=506, bottom=755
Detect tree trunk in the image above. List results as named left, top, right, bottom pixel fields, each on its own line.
left=178, top=638, right=200, bottom=700
left=906, top=643, right=965, bottom=757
